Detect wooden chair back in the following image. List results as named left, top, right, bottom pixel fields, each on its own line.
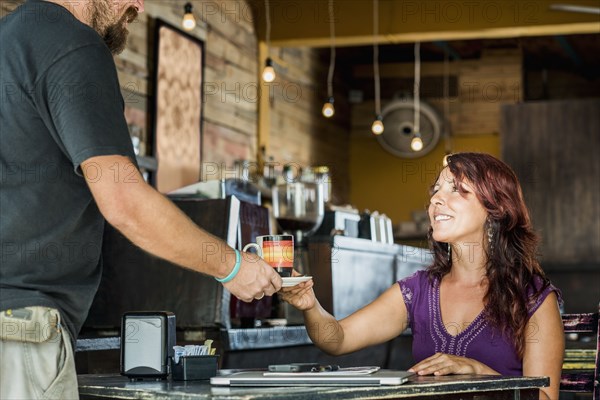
left=560, top=309, right=599, bottom=400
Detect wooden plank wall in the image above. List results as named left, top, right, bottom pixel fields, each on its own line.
left=501, top=98, right=600, bottom=265
left=351, top=48, right=523, bottom=137
left=268, top=47, right=351, bottom=204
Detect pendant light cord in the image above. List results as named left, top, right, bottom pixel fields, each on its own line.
left=265, top=0, right=271, bottom=51
left=327, top=0, right=336, bottom=99
left=443, top=49, right=452, bottom=154
left=414, top=41, right=421, bottom=133
left=373, top=0, right=381, bottom=116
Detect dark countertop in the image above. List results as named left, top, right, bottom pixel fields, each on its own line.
left=78, top=372, right=548, bottom=399
left=224, top=326, right=312, bottom=350
left=76, top=326, right=314, bottom=353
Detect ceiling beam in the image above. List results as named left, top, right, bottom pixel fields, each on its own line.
left=251, top=0, right=600, bottom=48
left=269, top=22, right=600, bottom=48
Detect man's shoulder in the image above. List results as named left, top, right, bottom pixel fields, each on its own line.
left=2, top=1, right=106, bottom=57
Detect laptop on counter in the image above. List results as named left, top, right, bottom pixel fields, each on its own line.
left=210, top=369, right=414, bottom=387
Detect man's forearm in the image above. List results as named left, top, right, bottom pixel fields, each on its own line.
left=109, top=181, right=235, bottom=278
left=84, top=154, right=282, bottom=302
left=82, top=154, right=236, bottom=278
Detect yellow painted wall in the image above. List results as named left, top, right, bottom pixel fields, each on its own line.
left=349, top=134, right=500, bottom=224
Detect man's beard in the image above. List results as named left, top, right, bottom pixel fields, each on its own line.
left=90, top=3, right=138, bottom=55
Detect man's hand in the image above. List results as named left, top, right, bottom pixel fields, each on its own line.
left=224, top=252, right=282, bottom=302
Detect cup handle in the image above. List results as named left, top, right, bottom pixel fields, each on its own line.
left=242, top=243, right=262, bottom=257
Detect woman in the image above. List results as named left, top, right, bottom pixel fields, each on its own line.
left=280, top=152, right=564, bottom=400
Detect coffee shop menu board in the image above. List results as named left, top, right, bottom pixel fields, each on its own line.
left=153, top=21, right=204, bottom=193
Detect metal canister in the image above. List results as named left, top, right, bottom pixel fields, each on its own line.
left=311, top=166, right=331, bottom=204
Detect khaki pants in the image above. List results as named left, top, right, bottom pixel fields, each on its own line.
left=0, top=307, right=79, bottom=400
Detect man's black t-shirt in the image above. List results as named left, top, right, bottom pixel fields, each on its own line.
left=0, top=0, right=136, bottom=341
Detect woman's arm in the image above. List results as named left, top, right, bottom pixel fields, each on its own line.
left=279, top=281, right=409, bottom=355
left=522, top=292, right=564, bottom=400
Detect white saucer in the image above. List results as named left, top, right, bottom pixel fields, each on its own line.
left=281, top=276, right=312, bottom=287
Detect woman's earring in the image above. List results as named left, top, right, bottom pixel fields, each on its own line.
left=487, top=222, right=494, bottom=253
left=447, top=243, right=452, bottom=263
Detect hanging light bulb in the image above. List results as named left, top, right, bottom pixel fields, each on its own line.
left=262, top=58, right=276, bottom=83
left=442, top=154, right=451, bottom=166
left=322, top=0, right=336, bottom=119
left=411, top=134, right=424, bottom=151
left=262, top=0, right=276, bottom=83
left=411, top=42, right=423, bottom=153
left=322, top=97, right=335, bottom=118
left=371, top=115, right=384, bottom=135
left=371, top=0, right=383, bottom=136
left=182, top=3, right=196, bottom=31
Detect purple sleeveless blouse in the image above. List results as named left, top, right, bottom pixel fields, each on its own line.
left=398, top=270, right=561, bottom=376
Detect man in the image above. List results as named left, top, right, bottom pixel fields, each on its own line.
left=0, top=1, right=281, bottom=398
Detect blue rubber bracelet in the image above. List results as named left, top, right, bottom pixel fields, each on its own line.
left=215, top=249, right=241, bottom=283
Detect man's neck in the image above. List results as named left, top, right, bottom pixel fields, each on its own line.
left=43, top=0, right=90, bottom=25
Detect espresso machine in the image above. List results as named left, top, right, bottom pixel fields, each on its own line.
left=271, top=182, right=324, bottom=275
left=270, top=182, right=324, bottom=324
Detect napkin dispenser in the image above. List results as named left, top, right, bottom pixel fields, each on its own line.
left=120, top=311, right=176, bottom=379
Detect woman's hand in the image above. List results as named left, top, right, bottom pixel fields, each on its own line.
left=278, top=271, right=316, bottom=311
left=408, top=353, right=499, bottom=376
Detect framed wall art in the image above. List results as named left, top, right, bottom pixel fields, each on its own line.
left=151, top=19, right=205, bottom=193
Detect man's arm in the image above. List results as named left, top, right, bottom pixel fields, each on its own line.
left=81, top=154, right=281, bottom=301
